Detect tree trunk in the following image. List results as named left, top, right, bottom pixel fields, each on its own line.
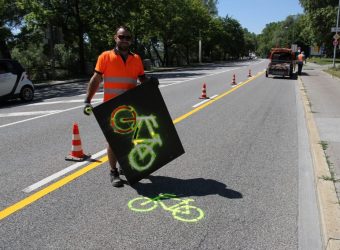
left=74, top=0, right=86, bottom=74
left=0, top=40, right=11, bottom=59
left=186, top=46, right=190, bottom=65
left=146, top=44, right=153, bottom=63
left=164, top=42, right=169, bottom=66
left=151, top=42, right=164, bottom=66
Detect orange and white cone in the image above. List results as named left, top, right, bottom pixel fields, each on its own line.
left=65, top=123, right=90, bottom=161
left=248, top=69, right=252, bottom=77
left=199, top=83, right=209, bottom=99
left=231, top=74, right=237, bottom=85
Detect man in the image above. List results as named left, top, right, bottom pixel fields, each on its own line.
left=297, top=51, right=305, bottom=75
left=84, top=26, right=155, bottom=187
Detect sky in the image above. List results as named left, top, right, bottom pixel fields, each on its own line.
left=217, top=0, right=304, bottom=34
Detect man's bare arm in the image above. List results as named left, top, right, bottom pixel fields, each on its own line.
left=85, top=72, right=102, bottom=103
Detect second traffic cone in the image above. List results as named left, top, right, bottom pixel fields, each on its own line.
left=248, top=69, right=252, bottom=77
left=231, top=74, right=237, bottom=85
left=199, top=83, right=209, bottom=99
left=65, top=123, right=90, bottom=161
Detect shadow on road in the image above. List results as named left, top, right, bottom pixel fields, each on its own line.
left=34, top=81, right=89, bottom=101
left=0, top=81, right=90, bottom=108
left=130, top=175, right=243, bottom=200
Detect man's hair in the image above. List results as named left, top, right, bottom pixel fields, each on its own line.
left=115, top=25, right=131, bottom=34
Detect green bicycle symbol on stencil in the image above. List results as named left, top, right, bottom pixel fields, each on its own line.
left=110, top=105, right=163, bottom=172
left=128, top=193, right=204, bottom=223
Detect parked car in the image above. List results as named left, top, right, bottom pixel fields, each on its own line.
left=0, top=59, right=34, bottom=102
left=265, top=48, right=295, bottom=79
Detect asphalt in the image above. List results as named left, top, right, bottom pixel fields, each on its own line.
left=33, top=66, right=197, bottom=89
left=31, top=62, right=340, bottom=249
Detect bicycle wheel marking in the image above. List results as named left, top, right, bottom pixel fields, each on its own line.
left=128, top=193, right=205, bottom=223
left=111, top=105, right=163, bottom=172
left=128, top=197, right=158, bottom=212
left=172, top=205, right=205, bottom=223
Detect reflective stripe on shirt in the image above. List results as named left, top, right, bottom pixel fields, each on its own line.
left=103, top=88, right=128, bottom=95
left=103, top=76, right=137, bottom=84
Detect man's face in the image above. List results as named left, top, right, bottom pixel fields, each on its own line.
left=114, top=28, right=132, bottom=51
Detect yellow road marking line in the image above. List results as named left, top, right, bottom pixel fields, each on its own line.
left=173, top=71, right=265, bottom=124
left=0, top=71, right=264, bottom=221
left=0, top=156, right=107, bottom=220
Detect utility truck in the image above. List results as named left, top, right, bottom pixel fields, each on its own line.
left=265, top=48, right=295, bottom=79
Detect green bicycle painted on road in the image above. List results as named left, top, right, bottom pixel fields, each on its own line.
left=128, top=193, right=204, bottom=223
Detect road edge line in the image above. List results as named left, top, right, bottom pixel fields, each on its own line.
left=298, top=76, right=340, bottom=250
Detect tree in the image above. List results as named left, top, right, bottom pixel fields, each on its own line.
left=135, top=0, right=212, bottom=66
left=0, top=0, right=25, bottom=58
left=256, top=22, right=282, bottom=57
left=202, top=0, right=218, bottom=16
left=222, top=16, right=245, bottom=59
left=243, top=28, right=257, bottom=57
left=299, top=0, right=339, bottom=56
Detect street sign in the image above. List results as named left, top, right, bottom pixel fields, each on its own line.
left=331, top=27, right=340, bottom=32
left=333, top=39, right=339, bottom=46
left=334, top=33, right=340, bottom=40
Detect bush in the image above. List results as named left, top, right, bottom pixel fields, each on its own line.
left=54, top=44, right=79, bottom=69
left=11, top=44, right=49, bottom=81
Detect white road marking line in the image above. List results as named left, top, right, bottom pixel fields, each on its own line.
left=192, top=94, right=218, bottom=108
left=27, top=98, right=102, bottom=106
left=160, top=78, right=196, bottom=82
left=0, top=110, right=63, bottom=117
left=77, top=92, right=104, bottom=96
left=159, top=68, right=238, bottom=87
left=22, top=149, right=107, bottom=193
left=0, top=101, right=101, bottom=129
left=1, top=66, right=257, bottom=126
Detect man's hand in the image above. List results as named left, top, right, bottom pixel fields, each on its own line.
left=83, top=102, right=93, bottom=116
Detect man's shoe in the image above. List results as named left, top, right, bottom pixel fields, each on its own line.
left=110, top=170, right=123, bottom=187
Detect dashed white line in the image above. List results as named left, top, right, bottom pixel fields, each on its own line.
left=0, top=101, right=101, bottom=129
left=27, top=98, right=102, bottom=106
left=192, top=94, right=218, bottom=108
left=22, top=149, right=107, bottom=193
left=0, top=62, right=266, bottom=127
left=0, top=110, right=63, bottom=117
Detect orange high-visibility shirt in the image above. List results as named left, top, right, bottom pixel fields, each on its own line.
left=297, top=54, right=304, bottom=62
left=95, top=49, right=145, bottom=101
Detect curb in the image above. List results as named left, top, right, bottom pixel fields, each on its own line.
left=298, top=76, right=340, bottom=250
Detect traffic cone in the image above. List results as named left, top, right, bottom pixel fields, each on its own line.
left=248, top=69, right=252, bottom=77
left=231, top=74, right=237, bottom=85
left=199, top=83, right=209, bottom=99
left=65, top=123, right=90, bottom=161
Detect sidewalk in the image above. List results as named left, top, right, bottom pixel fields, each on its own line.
left=299, top=62, right=340, bottom=249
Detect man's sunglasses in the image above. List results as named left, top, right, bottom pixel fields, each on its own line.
left=117, top=35, right=132, bottom=41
